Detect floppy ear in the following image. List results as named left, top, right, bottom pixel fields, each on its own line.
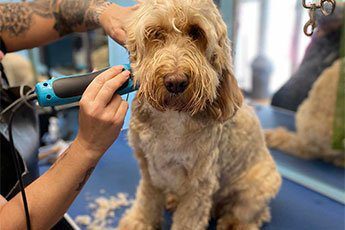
left=124, top=3, right=148, bottom=85
left=207, top=67, right=243, bottom=122
left=206, top=9, right=243, bottom=122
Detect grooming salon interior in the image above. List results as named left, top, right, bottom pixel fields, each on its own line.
left=0, top=0, right=344, bottom=229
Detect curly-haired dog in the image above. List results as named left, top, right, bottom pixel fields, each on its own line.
left=118, top=0, right=281, bottom=229
left=266, top=59, right=345, bottom=167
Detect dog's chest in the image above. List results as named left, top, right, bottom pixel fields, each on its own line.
left=147, top=149, right=196, bottom=192
left=130, top=109, right=222, bottom=194
left=134, top=111, right=217, bottom=192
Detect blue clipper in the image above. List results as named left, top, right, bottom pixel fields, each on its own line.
left=35, top=64, right=137, bottom=107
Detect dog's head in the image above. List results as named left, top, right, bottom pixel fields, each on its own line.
left=126, top=0, right=243, bottom=121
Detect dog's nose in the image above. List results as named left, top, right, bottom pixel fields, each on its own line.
left=164, top=74, right=189, bottom=94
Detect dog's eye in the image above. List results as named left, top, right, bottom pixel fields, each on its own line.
left=188, top=25, right=205, bottom=41
left=145, top=27, right=166, bottom=41
left=187, top=25, right=207, bottom=51
left=153, top=30, right=165, bottom=40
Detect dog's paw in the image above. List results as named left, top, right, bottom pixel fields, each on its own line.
left=165, top=193, right=178, bottom=212
left=118, top=215, right=156, bottom=230
left=264, top=127, right=288, bottom=148
left=217, top=217, right=258, bottom=230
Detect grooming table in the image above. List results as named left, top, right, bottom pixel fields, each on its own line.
left=39, top=105, right=345, bottom=230
left=256, top=105, right=345, bottom=204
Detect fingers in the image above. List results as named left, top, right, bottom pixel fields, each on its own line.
left=113, top=101, right=129, bottom=126
left=105, top=94, right=123, bottom=117
left=110, top=28, right=127, bottom=45
left=82, top=66, right=124, bottom=100
left=104, top=96, right=128, bottom=127
left=95, top=70, right=131, bottom=106
left=131, top=3, right=142, bottom=9
left=134, top=0, right=144, bottom=5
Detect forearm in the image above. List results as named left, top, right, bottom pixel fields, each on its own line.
left=0, top=66, right=130, bottom=229
left=0, top=141, right=100, bottom=229
left=0, top=0, right=111, bottom=52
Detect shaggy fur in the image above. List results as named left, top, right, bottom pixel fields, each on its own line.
left=266, top=59, right=345, bottom=167
left=118, top=1, right=281, bottom=229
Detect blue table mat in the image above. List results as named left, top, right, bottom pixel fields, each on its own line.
left=39, top=106, right=345, bottom=229
left=255, top=105, right=345, bottom=193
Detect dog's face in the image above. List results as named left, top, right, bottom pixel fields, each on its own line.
left=127, top=0, right=243, bottom=121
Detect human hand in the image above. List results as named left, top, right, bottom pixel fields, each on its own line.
left=0, top=51, right=4, bottom=61
left=99, top=3, right=140, bottom=45
left=74, top=66, right=130, bottom=159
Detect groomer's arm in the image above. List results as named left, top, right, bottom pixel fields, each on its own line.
left=0, top=0, right=138, bottom=51
left=0, top=66, right=130, bottom=229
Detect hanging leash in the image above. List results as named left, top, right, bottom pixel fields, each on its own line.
left=302, top=0, right=336, bottom=36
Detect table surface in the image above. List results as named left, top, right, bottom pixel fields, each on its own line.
left=40, top=105, right=345, bottom=230
left=256, top=105, right=345, bottom=196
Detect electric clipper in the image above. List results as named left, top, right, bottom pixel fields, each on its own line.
left=35, top=64, right=137, bottom=107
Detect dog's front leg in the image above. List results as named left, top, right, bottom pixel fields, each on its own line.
left=118, top=179, right=164, bottom=230
left=118, top=151, right=164, bottom=230
left=171, top=182, right=215, bottom=230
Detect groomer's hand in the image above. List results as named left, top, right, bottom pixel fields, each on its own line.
left=74, top=66, right=130, bottom=159
left=99, top=3, right=140, bottom=45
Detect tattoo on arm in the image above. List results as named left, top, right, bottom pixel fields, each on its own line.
left=0, top=0, right=111, bottom=37
left=29, top=0, right=54, bottom=19
left=49, top=146, right=95, bottom=192
left=85, top=0, right=112, bottom=29
left=50, top=146, right=70, bottom=170
left=76, top=166, right=95, bottom=191
left=52, top=0, right=112, bottom=36
left=0, top=4, right=34, bottom=36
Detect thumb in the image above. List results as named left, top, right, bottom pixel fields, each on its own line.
left=131, top=4, right=141, bottom=10
left=110, top=28, right=127, bottom=46
left=133, top=1, right=143, bottom=5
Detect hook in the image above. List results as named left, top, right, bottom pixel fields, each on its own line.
left=320, top=0, right=336, bottom=16
left=303, top=4, right=317, bottom=36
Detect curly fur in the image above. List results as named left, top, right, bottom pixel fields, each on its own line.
left=118, top=1, right=281, bottom=229
left=266, top=59, right=345, bottom=167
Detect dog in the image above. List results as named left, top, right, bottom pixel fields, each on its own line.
left=266, top=59, right=345, bottom=167
left=118, top=0, right=281, bottom=229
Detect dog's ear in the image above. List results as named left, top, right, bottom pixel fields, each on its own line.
left=206, top=10, right=243, bottom=122
left=207, top=68, right=243, bottom=122
left=125, top=23, right=144, bottom=64
left=125, top=7, right=147, bottom=76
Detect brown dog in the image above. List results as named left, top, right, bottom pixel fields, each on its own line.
left=118, top=1, right=281, bottom=229
left=266, top=59, right=345, bottom=167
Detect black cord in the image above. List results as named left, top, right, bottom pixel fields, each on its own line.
left=7, top=94, right=37, bottom=230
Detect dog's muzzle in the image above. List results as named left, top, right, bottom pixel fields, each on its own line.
left=163, top=74, right=189, bottom=94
